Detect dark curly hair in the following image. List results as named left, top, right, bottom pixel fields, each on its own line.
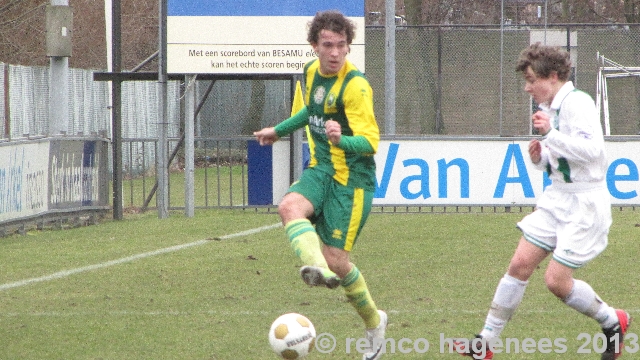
left=516, top=42, right=572, bottom=81
left=307, top=10, right=355, bottom=45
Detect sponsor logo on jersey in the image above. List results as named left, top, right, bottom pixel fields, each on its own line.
left=314, top=86, right=326, bottom=104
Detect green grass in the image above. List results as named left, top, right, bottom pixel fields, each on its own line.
left=0, top=209, right=638, bottom=359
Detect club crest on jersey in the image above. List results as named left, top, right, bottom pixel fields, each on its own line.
left=313, top=86, right=326, bottom=104
left=326, top=92, right=337, bottom=108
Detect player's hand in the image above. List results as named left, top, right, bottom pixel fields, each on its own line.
left=529, top=139, right=542, bottom=164
left=325, top=119, right=341, bottom=145
left=532, top=110, right=551, bottom=136
left=253, top=127, right=278, bottom=146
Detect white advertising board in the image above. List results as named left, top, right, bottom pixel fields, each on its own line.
left=372, top=140, right=640, bottom=206
left=271, top=139, right=640, bottom=206
left=167, top=0, right=365, bottom=74
left=0, top=142, right=49, bottom=222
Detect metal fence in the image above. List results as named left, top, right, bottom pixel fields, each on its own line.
left=121, top=136, right=251, bottom=211
left=1, top=64, right=113, bottom=138
left=2, top=24, right=639, bottom=210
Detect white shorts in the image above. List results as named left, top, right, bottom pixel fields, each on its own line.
left=517, top=185, right=612, bottom=269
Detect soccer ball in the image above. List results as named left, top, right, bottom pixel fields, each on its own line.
left=268, top=313, right=316, bottom=359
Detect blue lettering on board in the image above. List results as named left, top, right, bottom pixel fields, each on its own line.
left=493, top=144, right=534, bottom=198
left=372, top=142, right=640, bottom=203
left=374, top=142, right=399, bottom=198
left=607, top=158, right=639, bottom=199
left=399, top=158, right=430, bottom=199
left=375, top=143, right=469, bottom=199
left=0, top=148, right=24, bottom=214
left=438, top=158, right=469, bottom=198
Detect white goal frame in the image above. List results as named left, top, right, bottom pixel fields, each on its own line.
left=596, top=52, right=640, bottom=135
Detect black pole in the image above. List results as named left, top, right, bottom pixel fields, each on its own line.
left=567, top=25, right=576, bottom=84
left=112, top=0, right=123, bottom=220
left=436, top=26, right=443, bottom=134
left=289, top=78, right=295, bottom=184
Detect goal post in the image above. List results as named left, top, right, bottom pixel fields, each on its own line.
left=596, top=52, right=640, bottom=136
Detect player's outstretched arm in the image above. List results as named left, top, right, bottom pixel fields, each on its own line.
left=255, top=107, right=310, bottom=147
left=253, top=127, right=279, bottom=146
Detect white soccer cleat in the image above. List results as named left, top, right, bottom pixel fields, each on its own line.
left=362, top=310, right=388, bottom=360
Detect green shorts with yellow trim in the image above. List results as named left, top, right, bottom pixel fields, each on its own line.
left=288, top=167, right=373, bottom=252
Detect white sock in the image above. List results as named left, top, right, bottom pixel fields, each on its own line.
left=564, top=279, right=618, bottom=329
left=479, top=274, right=528, bottom=340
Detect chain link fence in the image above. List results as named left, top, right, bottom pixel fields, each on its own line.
left=364, top=24, right=640, bottom=136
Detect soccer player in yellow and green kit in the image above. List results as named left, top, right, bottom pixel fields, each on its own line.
left=253, top=10, right=387, bottom=360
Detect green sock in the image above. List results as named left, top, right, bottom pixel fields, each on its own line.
left=284, top=219, right=328, bottom=268
left=342, top=266, right=380, bottom=329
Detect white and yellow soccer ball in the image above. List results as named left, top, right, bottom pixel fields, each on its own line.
left=268, top=313, right=316, bottom=359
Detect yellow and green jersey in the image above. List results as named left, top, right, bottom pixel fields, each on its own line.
left=275, top=59, right=380, bottom=191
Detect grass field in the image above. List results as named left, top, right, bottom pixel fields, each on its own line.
left=0, top=208, right=638, bottom=359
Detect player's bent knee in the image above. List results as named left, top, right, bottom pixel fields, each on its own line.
left=545, top=280, right=566, bottom=298
left=278, top=193, right=313, bottom=222
left=544, top=273, right=572, bottom=299
left=277, top=198, right=304, bottom=222
left=276, top=202, right=291, bottom=219
left=506, top=260, right=535, bottom=281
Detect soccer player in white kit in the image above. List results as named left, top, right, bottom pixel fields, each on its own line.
left=456, top=43, right=630, bottom=360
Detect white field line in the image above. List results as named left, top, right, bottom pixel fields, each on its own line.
left=0, top=223, right=282, bottom=292
left=214, top=222, right=281, bottom=240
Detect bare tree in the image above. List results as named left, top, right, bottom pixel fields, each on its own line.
left=0, top=0, right=157, bottom=70
left=0, top=0, right=48, bottom=66
left=375, top=0, right=633, bottom=25
left=623, top=0, right=640, bottom=22
left=121, top=0, right=157, bottom=71
left=404, top=0, right=423, bottom=24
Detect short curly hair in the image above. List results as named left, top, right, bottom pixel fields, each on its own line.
left=516, top=42, right=572, bottom=81
left=307, top=10, right=355, bottom=45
